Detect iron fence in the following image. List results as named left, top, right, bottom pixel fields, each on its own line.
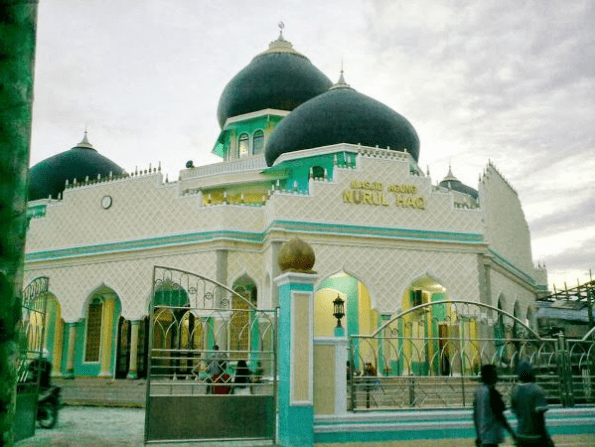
left=349, top=300, right=595, bottom=411
left=15, top=276, right=49, bottom=441
left=145, top=266, right=277, bottom=444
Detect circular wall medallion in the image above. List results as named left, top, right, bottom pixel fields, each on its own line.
left=101, top=195, right=112, bottom=209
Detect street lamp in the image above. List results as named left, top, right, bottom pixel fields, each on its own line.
left=333, top=294, right=345, bottom=328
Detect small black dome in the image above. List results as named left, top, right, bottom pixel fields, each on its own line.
left=439, top=166, right=478, bottom=199
left=265, top=76, right=420, bottom=166
left=29, top=134, right=124, bottom=201
left=217, top=34, right=332, bottom=128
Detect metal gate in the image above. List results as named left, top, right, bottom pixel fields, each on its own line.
left=14, top=276, right=49, bottom=442
left=144, top=266, right=277, bottom=444
left=349, top=300, right=595, bottom=410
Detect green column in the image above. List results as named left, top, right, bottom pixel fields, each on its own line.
left=0, top=2, right=38, bottom=445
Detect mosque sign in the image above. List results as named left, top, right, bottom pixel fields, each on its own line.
left=342, top=180, right=426, bottom=210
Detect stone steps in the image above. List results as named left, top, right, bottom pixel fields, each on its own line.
left=54, top=378, right=147, bottom=407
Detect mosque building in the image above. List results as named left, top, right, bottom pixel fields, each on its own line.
left=24, top=30, right=548, bottom=380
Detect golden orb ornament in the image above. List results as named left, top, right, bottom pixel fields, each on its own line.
left=278, top=237, right=316, bottom=273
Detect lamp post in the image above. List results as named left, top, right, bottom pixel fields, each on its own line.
left=333, top=294, right=345, bottom=328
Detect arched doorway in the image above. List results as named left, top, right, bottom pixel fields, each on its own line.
left=315, top=271, right=377, bottom=372
left=151, top=280, right=190, bottom=378
left=83, top=285, right=122, bottom=377
left=399, top=275, right=455, bottom=376
left=231, top=275, right=261, bottom=369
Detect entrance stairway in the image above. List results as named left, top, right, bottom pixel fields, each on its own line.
left=53, top=378, right=146, bottom=407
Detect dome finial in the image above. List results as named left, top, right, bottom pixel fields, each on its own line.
left=442, top=160, right=458, bottom=182
left=330, top=61, right=351, bottom=90
left=77, top=127, right=94, bottom=149
left=278, top=21, right=285, bottom=40
left=257, top=21, right=302, bottom=58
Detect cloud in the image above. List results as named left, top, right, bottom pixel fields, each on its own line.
left=30, top=0, right=595, bottom=288
left=542, top=237, right=595, bottom=272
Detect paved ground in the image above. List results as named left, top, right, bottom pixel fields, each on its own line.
left=16, top=405, right=595, bottom=446
left=16, top=406, right=272, bottom=447
left=17, top=406, right=144, bottom=447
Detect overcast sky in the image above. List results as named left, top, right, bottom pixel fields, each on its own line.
left=30, top=0, right=594, bottom=291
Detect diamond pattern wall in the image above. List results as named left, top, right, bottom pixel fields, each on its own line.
left=490, top=267, right=537, bottom=320
left=24, top=150, right=539, bottom=328
left=266, top=156, right=483, bottom=234
left=480, top=164, right=535, bottom=274
left=24, top=250, right=217, bottom=321
left=310, top=241, right=480, bottom=313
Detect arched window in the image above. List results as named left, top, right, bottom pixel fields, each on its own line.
left=237, top=133, right=249, bottom=158
left=252, top=130, right=264, bottom=155
left=85, top=297, right=103, bottom=362
left=312, top=165, right=325, bottom=179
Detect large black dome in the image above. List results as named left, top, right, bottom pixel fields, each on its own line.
left=29, top=134, right=124, bottom=201
left=265, top=76, right=420, bottom=166
left=217, top=34, right=332, bottom=128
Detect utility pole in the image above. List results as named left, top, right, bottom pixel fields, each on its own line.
left=0, top=1, right=38, bottom=445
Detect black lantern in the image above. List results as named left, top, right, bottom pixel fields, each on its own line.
left=333, top=294, right=345, bottom=328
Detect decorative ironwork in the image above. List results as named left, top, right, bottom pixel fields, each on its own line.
left=17, top=276, right=49, bottom=384
left=145, top=266, right=277, bottom=444
left=15, top=277, right=50, bottom=441
left=349, top=299, right=595, bottom=411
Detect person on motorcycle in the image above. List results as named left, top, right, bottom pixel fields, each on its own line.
left=28, top=349, right=52, bottom=389
left=29, top=350, right=61, bottom=429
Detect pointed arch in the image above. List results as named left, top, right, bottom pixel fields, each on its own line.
left=82, top=284, right=122, bottom=379
left=314, top=270, right=377, bottom=340
left=231, top=273, right=258, bottom=307
left=316, top=268, right=378, bottom=311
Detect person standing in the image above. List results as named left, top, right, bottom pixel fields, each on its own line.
left=511, top=360, right=553, bottom=447
left=233, top=360, right=252, bottom=395
left=211, top=360, right=231, bottom=395
left=206, top=344, right=226, bottom=393
left=473, top=364, right=516, bottom=446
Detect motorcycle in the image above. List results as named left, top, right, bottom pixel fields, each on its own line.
left=37, top=386, right=61, bottom=429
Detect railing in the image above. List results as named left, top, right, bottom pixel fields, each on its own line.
left=15, top=276, right=49, bottom=442
left=145, top=266, right=277, bottom=443
left=180, top=156, right=268, bottom=180
left=349, top=300, right=595, bottom=411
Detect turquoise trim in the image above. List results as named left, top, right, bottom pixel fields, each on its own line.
left=315, top=425, right=477, bottom=444
left=279, top=406, right=314, bottom=447
left=430, top=293, right=445, bottom=376
left=313, top=409, right=595, bottom=443
left=75, top=321, right=101, bottom=376
left=73, top=299, right=121, bottom=377
left=26, top=220, right=484, bottom=262
left=272, top=153, right=338, bottom=194
left=272, top=220, right=484, bottom=244
left=61, top=322, right=74, bottom=375
left=212, top=130, right=226, bottom=158
left=27, top=204, right=47, bottom=219
left=489, top=248, right=536, bottom=285
left=318, top=276, right=359, bottom=368
left=212, top=114, right=284, bottom=158
left=26, top=230, right=263, bottom=261
left=206, top=317, right=214, bottom=349
left=277, top=279, right=315, bottom=446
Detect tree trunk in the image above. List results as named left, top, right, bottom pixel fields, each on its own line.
left=0, top=1, right=38, bottom=445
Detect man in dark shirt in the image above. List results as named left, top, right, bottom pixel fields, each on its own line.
left=473, top=364, right=516, bottom=446
left=511, top=361, right=553, bottom=446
